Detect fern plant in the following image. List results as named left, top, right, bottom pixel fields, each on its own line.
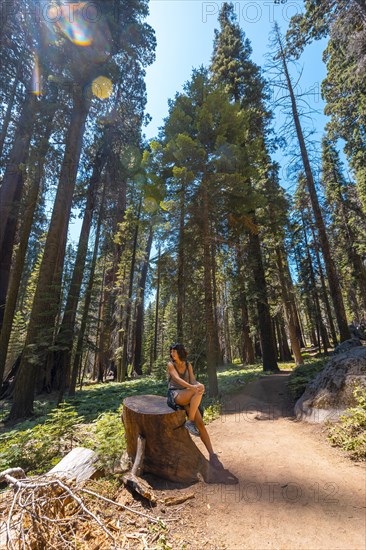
left=327, top=385, right=366, bottom=460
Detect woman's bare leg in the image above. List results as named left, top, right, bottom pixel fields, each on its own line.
left=175, top=389, right=203, bottom=422
left=194, top=409, right=214, bottom=455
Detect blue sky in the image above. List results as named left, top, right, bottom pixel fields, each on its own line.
left=143, top=0, right=329, bottom=189
left=69, top=1, right=331, bottom=243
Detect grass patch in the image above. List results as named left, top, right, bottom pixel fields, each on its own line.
left=216, top=363, right=265, bottom=395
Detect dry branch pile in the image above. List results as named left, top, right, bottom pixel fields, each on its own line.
left=0, top=469, right=175, bottom=549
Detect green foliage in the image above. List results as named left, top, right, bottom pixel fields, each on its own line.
left=202, top=399, right=222, bottom=424
left=44, top=401, right=81, bottom=445
left=327, top=385, right=366, bottom=460
left=91, top=407, right=126, bottom=472
left=67, top=377, right=166, bottom=422
left=286, top=1, right=366, bottom=214
left=0, top=365, right=275, bottom=476
left=287, top=357, right=326, bottom=400
left=152, top=359, right=168, bottom=381
left=0, top=402, right=82, bottom=474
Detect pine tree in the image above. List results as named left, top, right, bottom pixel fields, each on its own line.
left=271, top=22, right=350, bottom=342
left=286, top=0, right=366, bottom=213
left=9, top=0, right=156, bottom=419
left=321, top=135, right=366, bottom=313
left=210, top=3, right=279, bottom=371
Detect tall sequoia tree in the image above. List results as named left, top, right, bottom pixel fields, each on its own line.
left=0, top=83, right=59, bottom=384
left=210, top=2, right=279, bottom=371
left=271, top=23, right=350, bottom=342
left=321, top=135, right=366, bottom=313
left=9, top=0, right=156, bottom=419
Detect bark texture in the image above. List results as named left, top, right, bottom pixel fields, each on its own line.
left=122, top=395, right=234, bottom=484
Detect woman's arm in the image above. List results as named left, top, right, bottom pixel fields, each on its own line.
left=188, top=364, right=205, bottom=392
left=167, top=362, right=198, bottom=390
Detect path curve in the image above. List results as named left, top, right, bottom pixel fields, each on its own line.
left=194, top=372, right=366, bottom=549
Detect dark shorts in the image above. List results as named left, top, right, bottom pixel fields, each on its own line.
left=167, top=387, right=185, bottom=410
left=166, top=388, right=204, bottom=417
left=170, top=388, right=184, bottom=400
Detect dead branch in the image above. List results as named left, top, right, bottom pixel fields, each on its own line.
left=80, top=488, right=164, bottom=525
left=0, top=468, right=26, bottom=481
left=0, top=469, right=169, bottom=549
left=1, top=474, right=117, bottom=548
left=164, top=492, right=195, bottom=506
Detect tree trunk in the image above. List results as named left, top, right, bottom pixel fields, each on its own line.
left=276, top=24, right=350, bottom=342
left=283, top=256, right=306, bottom=348
left=236, top=244, right=255, bottom=365
left=68, top=196, right=104, bottom=397
left=241, top=291, right=255, bottom=364
left=0, top=94, right=57, bottom=382
left=177, top=183, right=185, bottom=341
left=9, top=90, right=90, bottom=419
left=54, top=147, right=107, bottom=393
left=211, top=240, right=222, bottom=364
left=278, top=314, right=292, bottom=361
left=293, top=302, right=306, bottom=348
left=92, top=260, right=106, bottom=381
left=0, top=91, right=38, bottom=331
left=247, top=226, right=279, bottom=372
left=153, top=246, right=161, bottom=363
left=0, top=90, right=36, bottom=253
left=96, top=268, right=114, bottom=384
left=202, top=183, right=218, bottom=396
left=122, top=395, right=234, bottom=484
left=308, top=223, right=338, bottom=347
left=224, top=290, right=232, bottom=363
left=301, top=215, right=330, bottom=353
left=0, top=60, right=21, bottom=161
left=134, top=225, right=153, bottom=375
left=120, top=198, right=142, bottom=381
left=272, top=318, right=279, bottom=360
left=275, top=246, right=303, bottom=365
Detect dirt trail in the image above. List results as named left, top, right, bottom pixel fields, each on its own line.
left=192, top=372, right=366, bottom=550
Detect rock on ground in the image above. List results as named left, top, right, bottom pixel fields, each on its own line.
left=295, top=346, right=366, bottom=423
left=333, top=337, right=362, bottom=355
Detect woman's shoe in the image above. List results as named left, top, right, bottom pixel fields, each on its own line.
left=210, top=453, right=224, bottom=470
left=184, top=420, right=200, bottom=437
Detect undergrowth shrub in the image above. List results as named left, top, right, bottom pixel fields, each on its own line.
left=327, top=385, right=366, bottom=460
left=287, top=358, right=325, bottom=400
left=152, top=359, right=168, bottom=381
left=0, top=402, right=82, bottom=474
left=203, top=399, right=222, bottom=423
left=90, top=407, right=126, bottom=472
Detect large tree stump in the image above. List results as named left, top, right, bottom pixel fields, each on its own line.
left=122, top=395, right=235, bottom=484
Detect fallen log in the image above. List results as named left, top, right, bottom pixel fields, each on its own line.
left=47, top=446, right=102, bottom=483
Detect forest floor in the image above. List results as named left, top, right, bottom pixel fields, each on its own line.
left=1, top=368, right=365, bottom=549
left=146, top=372, right=366, bottom=550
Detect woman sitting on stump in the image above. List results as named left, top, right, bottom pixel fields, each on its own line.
left=167, top=343, right=224, bottom=470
